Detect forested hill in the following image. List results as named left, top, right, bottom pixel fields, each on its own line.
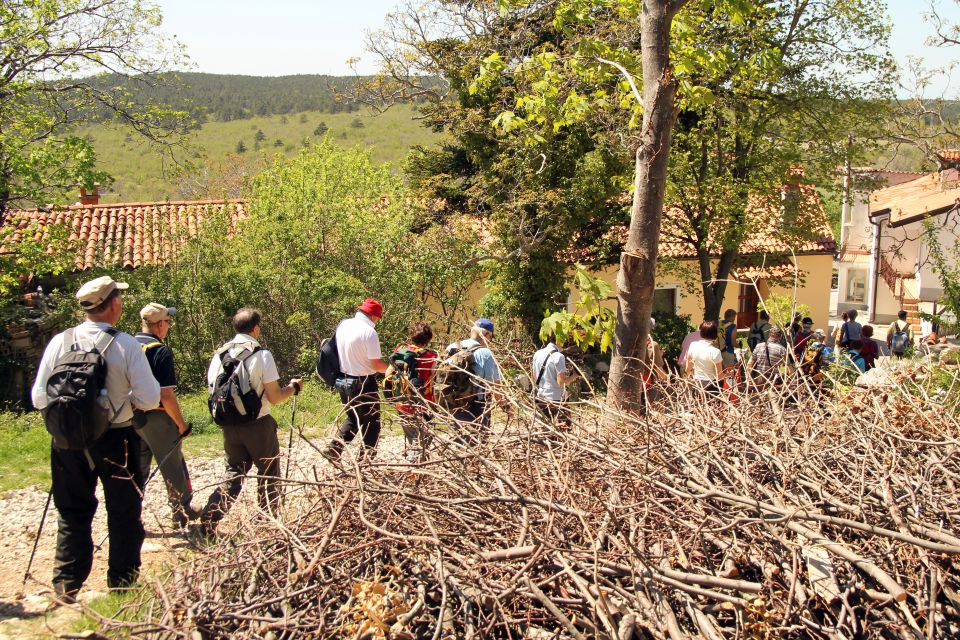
left=90, top=72, right=368, bottom=122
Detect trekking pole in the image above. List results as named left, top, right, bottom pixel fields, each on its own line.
left=285, top=390, right=299, bottom=480
left=20, top=489, right=53, bottom=595
left=94, top=425, right=191, bottom=553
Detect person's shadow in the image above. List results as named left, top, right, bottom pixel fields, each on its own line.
left=0, top=599, right=47, bottom=621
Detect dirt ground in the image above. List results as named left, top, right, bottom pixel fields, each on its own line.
left=0, top=432, right=406, bottom=639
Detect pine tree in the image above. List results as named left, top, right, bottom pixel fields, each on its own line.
left=313, top=122, right=328, bottom=136
left=236, top=140, right=247, bottom=153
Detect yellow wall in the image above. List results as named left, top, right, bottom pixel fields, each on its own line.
left=425, top=253, right=835, bottom=335
left=588, top=253, right=834, bottom=330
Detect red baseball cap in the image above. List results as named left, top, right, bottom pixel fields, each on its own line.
left=357, top=298, right=383, bottom=318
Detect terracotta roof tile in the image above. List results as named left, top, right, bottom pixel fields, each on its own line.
left=576, top=183, right=835, bottom=263
left=869, top=169, right=960, bottom=226
left=2, top=199, right=247, bottom=271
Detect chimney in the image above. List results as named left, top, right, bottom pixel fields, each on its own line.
left=79, top=183, right=100, bottom=206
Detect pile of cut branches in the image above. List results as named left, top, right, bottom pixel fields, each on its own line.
left=101, top=361, right=960, bottom=639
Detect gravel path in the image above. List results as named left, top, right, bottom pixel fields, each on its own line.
left=0, top=430, right=407, bottom=636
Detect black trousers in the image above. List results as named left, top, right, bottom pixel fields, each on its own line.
left=337, top=375, right=381, bottom=449
left=51, top=427, right=144, bottom=592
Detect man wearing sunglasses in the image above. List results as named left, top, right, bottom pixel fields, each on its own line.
left=134, top=303, right=198, bottom=529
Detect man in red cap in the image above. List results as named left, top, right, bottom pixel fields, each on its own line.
left=324, top=298, right=388, bottom=462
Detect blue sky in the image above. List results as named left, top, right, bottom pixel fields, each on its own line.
left=157, top=0, right=960, bottom=78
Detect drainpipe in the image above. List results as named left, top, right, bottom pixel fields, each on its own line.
left=868, top=213, right=883, bottom=323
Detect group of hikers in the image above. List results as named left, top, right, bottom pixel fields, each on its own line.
left=27, top=274, right=927, bottom=603
left=28, top=275, right=550, bottom=602
left=674, top=306, right=919, bottom=395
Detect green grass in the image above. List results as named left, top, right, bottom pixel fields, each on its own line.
left=80, top=104, right=441, bottom=202
left=0, top=382, right=385, bottom=494
left=0, top=410, right=52, bottom=492
left=73, top=586, right=152, bottom=636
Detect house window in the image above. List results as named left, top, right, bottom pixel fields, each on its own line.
left=653, top=287, right=677, bottom=314
left=845, top=269, right=867, bottom=303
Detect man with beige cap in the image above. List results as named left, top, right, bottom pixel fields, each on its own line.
left=134, top=303, right=198, bottom=529
left=32, top=275, right=160, bottom=602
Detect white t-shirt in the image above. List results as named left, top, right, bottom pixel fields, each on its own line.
left=532, top=344, right=567, bottom=402
left=207, top=334, right=280, bottom=419
left=32, top=321, right=161, bottom=425
left=336, top=312, right=383, bottom=376
left=687, top=340, right=722, bottom=382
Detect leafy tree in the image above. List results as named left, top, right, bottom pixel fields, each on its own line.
left=255, top=129, right=267, bottom=143
left=350, top=118, right=365, bottom=129
left=0, top=0, right=191, bottom=221
left=126, top=142, right=483, bottom=384
left=661, top=1, right=894, bottom=322
left=299, top=113, right=309, bottom=124
left=314, top=122, right=329, bottom=136
left=280, top=115, right=289, bottom=124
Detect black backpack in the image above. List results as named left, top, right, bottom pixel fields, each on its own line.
left=747, top=322, right=768, bottom=351
left=315, top=329, right=342, bottom=389
left=208, top=345, right=263, bottom=427
left=43, top=328, right=118, bottom=451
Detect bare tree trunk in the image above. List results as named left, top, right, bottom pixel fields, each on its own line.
left=607, top=0, right=687, bottom=412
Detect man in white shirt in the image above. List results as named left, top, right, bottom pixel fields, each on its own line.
left=32, top=275, right=161, bottom=601
left=532, top=337, right=579, bottom=428
left=200, top=308, right=302, bottom=535
left=324, top=298, right=388, bottom=462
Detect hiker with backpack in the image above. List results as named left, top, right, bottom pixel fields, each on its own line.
left=845, top=340, right=867, bottom=372
left=437, top=318, right=503, bottom=438
left=832, top=311, right=849, bottom=348
left=747, top=325, right=789, bottom=388
left=385, top=321, right=438, bottom=462
left=323, top=298, right=388, bottom=463
left=719, top=309, right=738, bottom=368
left=839, top=309, right=862, bottom=348
left=859, top=325, right=880, bottom=370
left=793, top=317, right=814, bottom=361
left=531, top=334, right=580, bottom=428
left=133, top=303, right=198, bottom=530
left=887, top=310, right=914, bottom=359
left=747, top=311, right=772, bottom=354
left=31, top=276, right=161, bottom=602
left=200, top=308, right=303, bottom=536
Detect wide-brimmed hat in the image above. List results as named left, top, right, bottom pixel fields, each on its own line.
left=76, top=276, right=128, bottom=310
left=357, top=298, right=383, bottom=318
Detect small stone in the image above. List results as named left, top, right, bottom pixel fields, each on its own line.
left=939, top=346, right=960, bottom=365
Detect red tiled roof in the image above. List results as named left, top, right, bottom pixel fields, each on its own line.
left=869, top=169, right=960, bottom=227
left=3, top=200, right=247, bottom=271
left=580, top=183, right=835, bottom=264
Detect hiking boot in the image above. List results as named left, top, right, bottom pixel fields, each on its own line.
left=321, top=441, right=343, bottom=465
left=182, top=502, right=202, bottom=521
left=53, top=582, right=79, bottom=605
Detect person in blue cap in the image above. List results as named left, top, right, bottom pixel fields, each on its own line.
left=444, top=318, right=503, bottom=437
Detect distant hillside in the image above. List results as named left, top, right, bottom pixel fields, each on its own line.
left=87, top=72, right=372, bottom=122
left=81, top=104, right=441, bottom=202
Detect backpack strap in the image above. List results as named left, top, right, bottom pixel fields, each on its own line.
left=534, top=345, right=558, bottom=390
left=140, top=341, right=162, bottom=354
left=62, top=328, right=77, bottom=351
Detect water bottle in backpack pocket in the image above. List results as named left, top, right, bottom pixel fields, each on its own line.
left=42, top=328, right=118, bottom=450
left=208, top=346, right=263, bottom=426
